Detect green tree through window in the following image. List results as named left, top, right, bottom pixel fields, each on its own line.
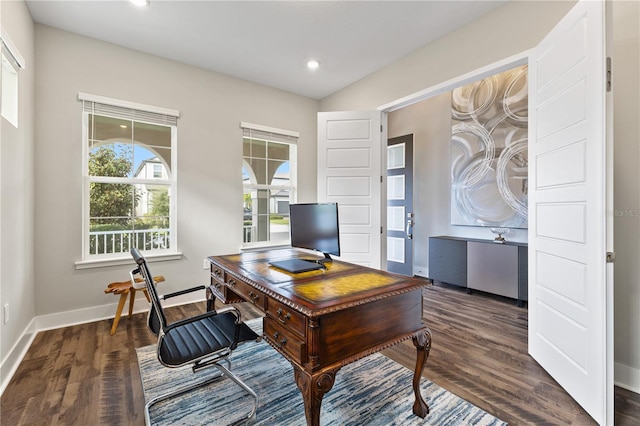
left=89, top=145, right=137, bottom=226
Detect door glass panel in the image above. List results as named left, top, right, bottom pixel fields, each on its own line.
left=387, top=143, right=405, bottom=169
left=387, top=206, right=405, bottom=231
left=387, top=175, right=405, bottom=200
left=387, top=237, right=405, bottom=263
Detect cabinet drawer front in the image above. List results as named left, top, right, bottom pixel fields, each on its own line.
left=226, top=276, right=266, bottom=310
left=266, top=297, right=306, bottom=338
left=264, top=318, right=306, bottom=365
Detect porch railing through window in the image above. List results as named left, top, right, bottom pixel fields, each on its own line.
left=89, top=228, right=170, bottom=255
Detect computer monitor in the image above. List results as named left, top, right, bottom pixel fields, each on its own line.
left=289, top=202, right=340, bottom=261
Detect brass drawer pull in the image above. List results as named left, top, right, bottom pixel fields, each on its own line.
left=273, top=331, right=287, bottom=349
left=227, top=279, right=236, bottom=288
left=276, top=308, right=291, bottom=324
left=248, top=291, right=260, bottom=304
left=213, top=269, right=222, bottom=277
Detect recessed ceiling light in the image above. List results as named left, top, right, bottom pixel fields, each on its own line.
left=129, top=0, right=150, bottom=7
left=120, top=124, right=128, bottom=129
left=307, top=59, right=320, bottom=70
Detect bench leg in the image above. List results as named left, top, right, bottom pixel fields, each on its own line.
left=111, top=292, right=128, bottom=335
left=128, top=290, right=136, bottom=317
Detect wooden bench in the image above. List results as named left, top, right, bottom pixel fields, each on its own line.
left=104, top=275, right=165, bottom=335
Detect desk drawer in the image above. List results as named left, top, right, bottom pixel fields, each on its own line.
left=264, top=318, right=306, bottom=365
left=226, top=276, right=266, bottom=310
left=266, top=297, right=306, bottom=338
left=209, top=280, right=245, bottom=304
left=210, top=264, right=226, bottom=283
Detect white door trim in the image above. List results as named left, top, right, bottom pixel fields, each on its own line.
left=377, top=50, right=530, bottom=113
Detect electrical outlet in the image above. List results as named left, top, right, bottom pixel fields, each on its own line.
left=3, top=303, right=9, bottom=324
left=203, top=258, right=209, bottom=270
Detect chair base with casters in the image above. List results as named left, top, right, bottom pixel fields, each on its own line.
left=130, top=248, right=261, bottom=425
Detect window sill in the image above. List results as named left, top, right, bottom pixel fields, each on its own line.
left=74, top=252, right=183, bottom=270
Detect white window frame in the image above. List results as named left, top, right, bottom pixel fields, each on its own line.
left=241, top=122, right=298, bottom=250
left=75, top=93, right=181, bottom=269
left=1, top=28, right=25, bottom=128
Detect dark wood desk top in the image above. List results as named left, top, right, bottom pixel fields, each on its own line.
left=209, top=248, right=429, bottom=316
left=207, top=248, right=433, bottom=425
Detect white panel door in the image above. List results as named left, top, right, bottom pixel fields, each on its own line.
left=529, top=1, right=612, bottom=424
left=318, top=111, right=383, bottom=268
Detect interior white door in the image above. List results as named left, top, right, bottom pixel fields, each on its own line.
left=317, top=111, right=384, bottom=268
left=529, top=1, right=613, bottom=424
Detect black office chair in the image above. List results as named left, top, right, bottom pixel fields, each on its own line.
left=129, top=248, right=260, bottom=425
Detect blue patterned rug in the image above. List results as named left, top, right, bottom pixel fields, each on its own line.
left=136, top=319, right=506, bottom=425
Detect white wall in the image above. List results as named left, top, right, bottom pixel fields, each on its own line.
left=322, top=0, right=640, bottom=394
left=320, top=1, right=576, bottom=112
left=31, top=24, right=319, bottom=319
left=0, top=0, right=36, bottom=391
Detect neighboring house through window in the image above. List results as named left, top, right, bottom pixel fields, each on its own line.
left=80, top=93, right=179, bottom=261
left=241, top=122, right=298, bottom=247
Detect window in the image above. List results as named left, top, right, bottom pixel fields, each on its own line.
left=1, top=30, right=25, bottom=127
left=241, top=122, right=298, bottom=247
left=80, top=93, right=179, bottom=262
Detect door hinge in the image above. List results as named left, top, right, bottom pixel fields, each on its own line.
left=606, top=57, right=612, bottom=92
left=380, top=175, right=383, bottom=183
left=380, top=124, right=383, bottom=133
left=380, top=226, right=383, bottom=234
left=606, top=251, right=615, bottom=263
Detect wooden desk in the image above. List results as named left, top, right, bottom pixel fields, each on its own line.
left=207, top=248, right=432, bottom=425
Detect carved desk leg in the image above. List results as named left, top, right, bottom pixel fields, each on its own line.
left=293, top=364, right=340, bottom=426
left=412, top=328, right=432, bottom=418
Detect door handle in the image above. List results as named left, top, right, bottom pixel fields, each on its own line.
left=406, top=218, right=414, bottom=240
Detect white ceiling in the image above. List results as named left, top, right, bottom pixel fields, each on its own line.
left=25, top=0, right=506, bottom=100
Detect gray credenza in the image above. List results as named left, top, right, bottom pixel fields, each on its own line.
left=428, top=236, right=528, bottom=307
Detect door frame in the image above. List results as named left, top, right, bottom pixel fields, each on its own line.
left=378, top=51, right=529, bottom=114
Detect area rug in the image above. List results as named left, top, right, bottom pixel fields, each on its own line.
left=136, top=319, right=506, bottom=425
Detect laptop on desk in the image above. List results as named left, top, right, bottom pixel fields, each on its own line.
left=269, top=259, right=324, bottom=273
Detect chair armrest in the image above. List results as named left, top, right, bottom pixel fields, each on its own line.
left=165, top=306, right=242, bottom=332
left=129, top=268, right=146, bottom=290
left=161, top=285, right=206, bottom=300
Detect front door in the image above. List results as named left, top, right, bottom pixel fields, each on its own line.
left=529, top=0, right=613, bottom=423
left=386, top=135, right=414, bottom=276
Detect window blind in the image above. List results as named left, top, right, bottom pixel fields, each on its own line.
left=79, top=92, right=179, bottom=127
left=241, top=122, right=299, bottom=144
left=0, top=30, right=25, bottom=69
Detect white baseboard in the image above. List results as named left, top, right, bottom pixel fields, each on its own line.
left=413, top=264, right=429, bottom=278
left=1, top=291, right=204, bottom=396
left=615, top=361, right=640, bottom=394
left=0, top=318, right=37, bottom=396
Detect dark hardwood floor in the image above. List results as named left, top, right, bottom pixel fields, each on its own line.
left=1, top=284, right=639, bottom=425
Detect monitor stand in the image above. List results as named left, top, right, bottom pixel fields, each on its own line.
left=304, top=252, right=333, bottom=266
